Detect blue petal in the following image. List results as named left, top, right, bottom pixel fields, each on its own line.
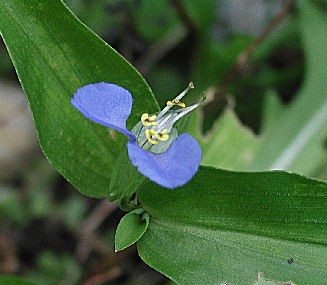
left=127, top=134, right=201, bottom=189
left=71, top=82, right=136, bottom=141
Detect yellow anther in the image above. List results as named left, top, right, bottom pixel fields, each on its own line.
left=155, top=129, right=169, bottom=142
left=145, top=129, right=159, bottom=144
left=166, top=100, right=186, bottom=108
left=141, top=113, right=158, bottom=126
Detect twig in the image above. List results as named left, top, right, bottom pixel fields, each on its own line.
left=76, top=199, right=117, bottom=263
left=170, top=0, right=197, bottom=34
left=81, top=267, right=122, bottom=285
left=216, top=0, right=298, bottom=92
left=136, top=0, right=197, bottom=75
left=136, top=25, right=188, bottom=75
left=0, top=232, right=19, bottom=273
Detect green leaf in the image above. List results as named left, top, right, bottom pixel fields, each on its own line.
left=65, top=0, right=121, bottom=36
left=0, top=0, right=159, bottom=198
left=254, top=272, right=295, bottom=285
left=190, top=0, right=327, bottom=179
left=115, top=209, right=150, bottom=252
left=134, top=0, right=179, bottom=42
left=192, top=35, right=252, bottom=92
left=188, top=109, right=262, bottom=170
left=29, top=252, right=80, bottom=285
left=137, top=167, right=327, bottom=284
left=0, top=187, right=27, bottom=225
left=108, top=147, right=146, bottom=202
left=0, top=276, right=37, bottom=285
left=250, top=0, right=327, bottom=176
left=147, top=66, right=184, bottom=107
left=261, top=90, right=284, bottom=135
left=183, top=1, right=218, bottom=31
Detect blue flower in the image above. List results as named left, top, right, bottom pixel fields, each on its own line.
left=71, top=82, right=202, bottom=189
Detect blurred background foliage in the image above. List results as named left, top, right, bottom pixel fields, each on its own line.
left=0, top=0, right=326, bottom=284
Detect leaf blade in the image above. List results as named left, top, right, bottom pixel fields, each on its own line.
left=115, top=210, right=149, bottom=252
left=138, top=167, right=327, bottom=284
left=251, top=0, right=327, bottom=175
left=0, top=0, right=159, bottom=198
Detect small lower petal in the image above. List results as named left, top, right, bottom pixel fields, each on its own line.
left=127, top=134, right=201, bottom=189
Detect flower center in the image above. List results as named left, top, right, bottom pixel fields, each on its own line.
left=131, top=82, right=204, bottom=153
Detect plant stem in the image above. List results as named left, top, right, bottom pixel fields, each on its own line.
left=171, top=0, right=197, bottom=34
left=216, top=0, right=298, bottom=92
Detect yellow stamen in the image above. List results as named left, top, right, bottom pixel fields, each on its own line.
left=141, top=113, right=158, bottom=126
left=145, top=129, right=159, bottom=144
left=156, top=129, right=169, bottom=141
left=166, top=100, right=186, bottom=108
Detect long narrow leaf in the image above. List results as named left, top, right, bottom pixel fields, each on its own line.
left=0, top=0, right=158, bottom=197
